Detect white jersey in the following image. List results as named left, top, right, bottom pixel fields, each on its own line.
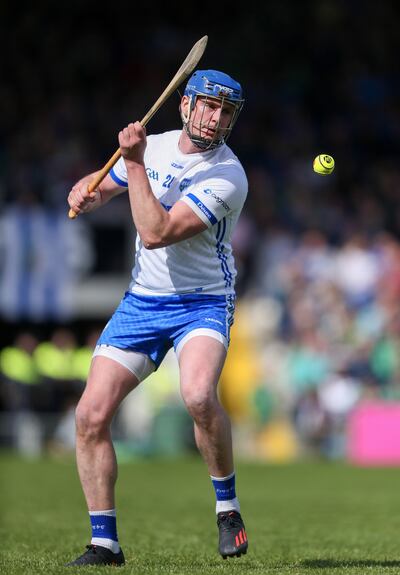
left=110, top=130, right=248, bottom=296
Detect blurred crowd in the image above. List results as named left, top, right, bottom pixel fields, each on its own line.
left=0, top=327, right=94, bottom=455
left=0, top=327, right=195, bottom=459
left=1, top=1, right=400, bottom=459
left=222, top=228, right=400, bottom=461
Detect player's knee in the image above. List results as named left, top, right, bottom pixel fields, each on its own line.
left=184, top=390, right=218, bottom=424
left=75, top=402, right=109, bottom=439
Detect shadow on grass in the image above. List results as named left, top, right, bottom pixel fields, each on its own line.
left=302, top=559, right=400, bottom=569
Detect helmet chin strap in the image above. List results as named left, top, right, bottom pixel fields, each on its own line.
left=183, top=124, right=222, bottom=150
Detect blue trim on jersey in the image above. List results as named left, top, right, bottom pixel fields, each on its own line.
left=110, top=167, right=128, bottom=187
left=186, top=193, right=217, bottom=225
left=216, top=220, right=223, bottom=241
left=97, top=291, right=235, bottom=368
left=215, top=218, right=233, bottom=288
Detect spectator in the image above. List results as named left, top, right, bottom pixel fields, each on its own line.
left=0, top=331, right=41, bottom=455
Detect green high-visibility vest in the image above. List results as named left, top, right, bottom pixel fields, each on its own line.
left=72, top=347, right=93, bottom=381
left=0, top=347, right=39, bottom=385
left=34, top=343, right=75, bottom=380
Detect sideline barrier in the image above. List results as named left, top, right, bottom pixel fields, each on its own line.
left=347, top=401, right=400, bottom=466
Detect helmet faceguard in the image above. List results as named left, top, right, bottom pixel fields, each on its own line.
left=181, top=70, right=244, bottom=151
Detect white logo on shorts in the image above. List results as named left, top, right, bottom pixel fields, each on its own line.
left=205, top=318, right=223, bottom=326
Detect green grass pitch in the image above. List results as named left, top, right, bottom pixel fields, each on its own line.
left=2, top=453, right=400, bottom=574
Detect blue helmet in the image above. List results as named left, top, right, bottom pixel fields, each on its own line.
left=181, top=69, right=244, bottom=150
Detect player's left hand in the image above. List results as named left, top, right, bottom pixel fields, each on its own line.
left=119, top=122, right=147, bottom=166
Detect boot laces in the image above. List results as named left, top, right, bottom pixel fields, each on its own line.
left=218, top=511, right=242, bottom=530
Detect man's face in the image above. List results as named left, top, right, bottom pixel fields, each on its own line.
left=182, top=95, right=236, bottom=144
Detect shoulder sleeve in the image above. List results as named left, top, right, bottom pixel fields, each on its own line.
left=181, top=164, right=248, bottom=227
left=109, top=156, right=128, bottom=188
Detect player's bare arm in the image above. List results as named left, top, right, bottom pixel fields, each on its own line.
left=120, top=122, right=207, bottom=249
left=68, top=171, right=126, bottom=215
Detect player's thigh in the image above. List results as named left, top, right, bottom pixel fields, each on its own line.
left=178, top=335, right=227, bottom=403
left=78, top=355, right=140, bottom=424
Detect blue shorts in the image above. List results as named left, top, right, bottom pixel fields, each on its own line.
left=97, top=291, right=235, bottom=368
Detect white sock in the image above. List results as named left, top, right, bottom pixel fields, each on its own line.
left=216, top=497, right=241, bottom=514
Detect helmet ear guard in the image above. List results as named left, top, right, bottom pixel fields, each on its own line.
left=181, top=70, right=244, bottom=150
left=180, top=94, right=195, bottom=125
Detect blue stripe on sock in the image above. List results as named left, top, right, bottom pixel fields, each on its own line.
left=90, top=514, right=118, bottom=542
left=211, top=474, right=236, bottom=501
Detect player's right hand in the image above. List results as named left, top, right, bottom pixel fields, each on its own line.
left=68, top=181, right=98, bottom=215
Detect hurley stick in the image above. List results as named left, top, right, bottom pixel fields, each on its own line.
left=69, top=35, right=208, bottom=219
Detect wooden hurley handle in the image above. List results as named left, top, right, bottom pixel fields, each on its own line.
left=68, top=35, right=208, bottom=219
left=68, top=148, right=122, bottom=219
